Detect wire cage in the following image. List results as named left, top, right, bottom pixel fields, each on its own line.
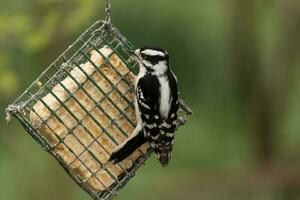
left=5, top=9, right=192, bottom=200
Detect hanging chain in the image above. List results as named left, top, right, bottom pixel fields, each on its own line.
left=105, top=0, right=112, bottom=24
left=103, top=0, right=129, bottom=47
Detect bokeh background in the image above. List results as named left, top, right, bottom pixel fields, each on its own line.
left=1, top=0, right=300, bottom=199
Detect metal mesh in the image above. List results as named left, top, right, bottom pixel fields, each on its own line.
left=5, top=20, right=192, bottom=200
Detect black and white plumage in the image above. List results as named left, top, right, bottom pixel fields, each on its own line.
left=109, top=47, right=179, bottom=167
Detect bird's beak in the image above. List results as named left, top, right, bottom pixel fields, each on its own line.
left=127, top=49, right=135, bottom=55
left=126, top=49, right=139, bottom=58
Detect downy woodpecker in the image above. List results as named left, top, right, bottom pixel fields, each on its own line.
left=109, top=47, right=179, bottom=167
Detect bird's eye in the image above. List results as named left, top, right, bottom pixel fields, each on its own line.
left=141, top=54, right=147, bottom=59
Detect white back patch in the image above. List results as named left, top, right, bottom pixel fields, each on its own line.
left=158, top=75, right=171, bottom=119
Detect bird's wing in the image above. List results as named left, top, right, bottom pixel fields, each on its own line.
left=136, top=77, right=163, bottom=136
left=136, top=74, right=178, bottom=166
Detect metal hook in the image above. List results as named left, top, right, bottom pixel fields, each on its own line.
left=105, top=0, right=112, bottom=24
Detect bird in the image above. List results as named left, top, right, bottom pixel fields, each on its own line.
left=109, top=47, right=179, bottom=167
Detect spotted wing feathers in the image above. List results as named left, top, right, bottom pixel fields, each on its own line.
left=136, top=72, right=179, bottom=166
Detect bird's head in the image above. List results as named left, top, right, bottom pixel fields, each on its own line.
left=128, top=47, right=169, bottom=74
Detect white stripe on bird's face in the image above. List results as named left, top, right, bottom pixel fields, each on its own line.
left=153, top=61, right=168, bottom=75
left=141, top=49, right=166, bottom=57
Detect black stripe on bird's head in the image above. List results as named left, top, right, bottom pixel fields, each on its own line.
left=128, top=47, right=170, bottom=73
left=139, top=47, right=169, bottom=65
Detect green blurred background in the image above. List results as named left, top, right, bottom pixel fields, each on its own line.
left=1, top=0, right=300, bottom=199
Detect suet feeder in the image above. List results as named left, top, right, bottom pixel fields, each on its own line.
left=5, top=1, right=193, bottom=199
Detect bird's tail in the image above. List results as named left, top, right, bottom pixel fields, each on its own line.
left=109, top=127, right=146, bottom=164
left=158, top=151, right=171, bottom=167
left=154, top=144, right=173, bottom=167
